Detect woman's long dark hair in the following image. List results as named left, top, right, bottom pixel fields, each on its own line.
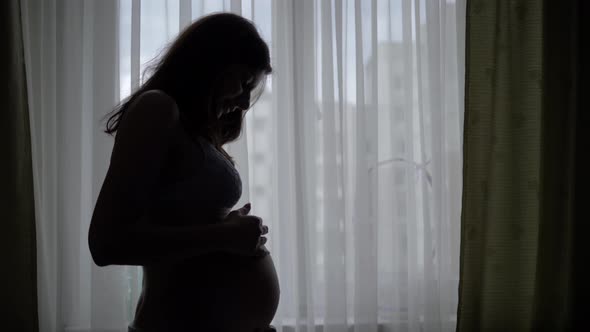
left=104, top=12, right=272, bottom=164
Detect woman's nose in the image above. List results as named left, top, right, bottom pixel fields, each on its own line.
left=224, top=78, right=243, bottom=98
left=235, top=92, right=250, bottom=110
left=231, top=84, right=243, bottom=98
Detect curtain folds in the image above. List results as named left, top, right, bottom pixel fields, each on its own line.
left=457, top=0, right=580, bottom=330
left=0, top=0, right=38, bottom=331
left=20, top=1, right=121, bottom=331
left=571, top=2, right=589, bottom=328
left=22, top=1, right=465, bottom=331
left=531, top=0, right=580, bottom=329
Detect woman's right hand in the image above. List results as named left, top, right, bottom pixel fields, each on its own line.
left=221, top=203, right=269, bottom=257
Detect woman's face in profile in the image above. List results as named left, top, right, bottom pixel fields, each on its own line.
left=213, top=64, right=263, bottom=119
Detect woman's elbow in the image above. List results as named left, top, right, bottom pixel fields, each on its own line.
left=91, top=252, right=110, bottom=267
left=88, top=224, right=115, bottom=267
left=89, top=236, right=110, bottom=267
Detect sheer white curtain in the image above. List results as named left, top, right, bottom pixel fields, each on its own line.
left=22, top=1, right=465, bottom=331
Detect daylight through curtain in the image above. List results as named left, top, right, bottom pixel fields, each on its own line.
left=21, top=1, right=465, bottom=331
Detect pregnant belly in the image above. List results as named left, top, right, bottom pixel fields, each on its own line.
left=135, top=250, right=280, bottom=331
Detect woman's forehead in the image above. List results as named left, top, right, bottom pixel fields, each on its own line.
left=226, top=63, right=262, bottom=77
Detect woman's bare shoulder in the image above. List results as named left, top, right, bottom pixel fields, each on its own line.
left=120, top=89, right=180, bottom=130
left=110, top=89, right=181, bottom=166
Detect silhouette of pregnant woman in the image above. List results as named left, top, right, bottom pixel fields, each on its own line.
left=88, top=13, right=279, bottom=332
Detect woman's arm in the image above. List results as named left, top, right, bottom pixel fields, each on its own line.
left=88, top=90, right=236, bottom=267
left=90, top=215, right=237, bottom=267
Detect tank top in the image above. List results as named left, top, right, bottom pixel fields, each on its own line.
left=150, top=125, right=243, bottom=226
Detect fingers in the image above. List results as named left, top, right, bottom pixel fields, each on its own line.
left=237, top=202, right=251, bottom=215
left=253, top=217, right=269, bottom=236
left=255, top=245, right=270, bottom=257
left=258, top=236, right=267, bottom=246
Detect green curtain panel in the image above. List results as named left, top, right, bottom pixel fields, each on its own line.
left=457, top=0, right=581, bottom=331
left=570, top=1, right=589, bottom=327
left=0, top=0, right=39, bottom=331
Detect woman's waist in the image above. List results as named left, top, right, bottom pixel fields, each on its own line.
left=143, top=249, right=275, bottom=289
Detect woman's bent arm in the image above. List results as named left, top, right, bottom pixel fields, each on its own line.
left=90, top=216, right=235, bottom=267
left=88, top=90, right=236, bottom=267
